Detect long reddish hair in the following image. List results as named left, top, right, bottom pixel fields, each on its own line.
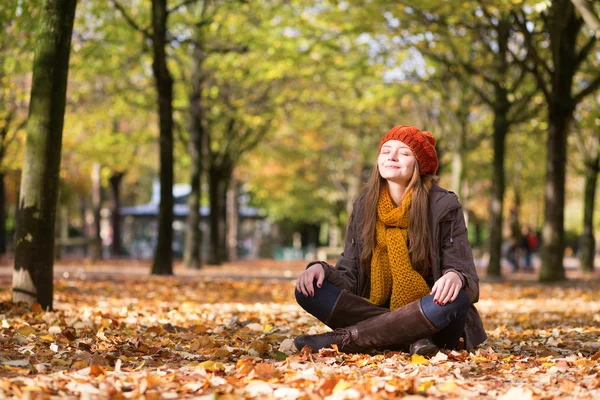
left=352, top=162, right=438, bottom=277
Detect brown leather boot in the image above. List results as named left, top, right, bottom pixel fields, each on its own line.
left=325, top=290, right=389, bottom=329
left=409, top=338, right=439, bottom=356
left=294, top=299, right=438, bottom=353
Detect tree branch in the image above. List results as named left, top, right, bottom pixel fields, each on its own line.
left=510, top=91, right=542, bottom=124
left=111, top=0, right=152, bottom=40
left=167, top=0, right=197, bottom=14
left=571, top=0, right=600, bottom=37
left=575, top=35, right=597, bottom=69
left=513, top=10, right=554, bottom=77
left=574, top=74, right=600, bottom=104
left=508, top=47, right=551, bottom=103
left=419, top=47, right=495, bottom=105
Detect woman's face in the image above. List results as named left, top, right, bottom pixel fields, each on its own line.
left=378, top=140, right=416, bottom=185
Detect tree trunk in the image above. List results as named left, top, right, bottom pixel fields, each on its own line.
left=537, top=0, right=581, bottom=282
left=184, top=125, right=202, bottom=268
left=109, top=171, right=125, bottom=257
left=12, top=0, right=77, bottom=310
left=579, top=156, right=599, bottom=272
left=509, top=188, right=522, bottom=271
left=91, top=163, right=102, bottom=260
left=486, top=105, right=510, bottom=277
left=219, top=179, right=228, bottom=262
left=208, top=167, right=222, bottom=265
left=79, top=195, right=88, bottom=257
left=226, top=181, right=238, bottom=262
left=150, top=0, right=174, bottom=275
left=451, top=119, right=466, bottom=200
left=0, top=172, right=6, bottom=255
left=183, top=19, right=205, bottom=270
left=540, top=107, right=570, bottom=281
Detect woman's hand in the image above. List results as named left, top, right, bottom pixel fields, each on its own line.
left=295, top=264, right=325, bottom=297
left=431, top=271, right=462, bottom=305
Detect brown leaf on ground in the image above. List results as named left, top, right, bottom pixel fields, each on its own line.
left=0, top=263, right=599, bottom=398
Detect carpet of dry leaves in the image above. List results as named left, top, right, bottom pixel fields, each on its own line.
left=0, top=265, right=599, bottom=399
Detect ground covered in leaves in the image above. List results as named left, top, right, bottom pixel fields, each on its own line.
left=1, top=270, right=599, bottom=399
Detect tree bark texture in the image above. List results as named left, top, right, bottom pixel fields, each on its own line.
left=539, top=1, right=580, bottom=282
left=109, top=171, right=125, bottom=257
left=90, top=162, right=102, bottom=260
left=12, top=0, right=77, bottom=310
left=184, top=14, right=206, bottom=270
left=579, top=156, right=599, bottom=272
left=226, top=182, right=238, bottom=262
left=150, top=0, right=175, bottom=275
left=486, top=100, right=510, bottom=277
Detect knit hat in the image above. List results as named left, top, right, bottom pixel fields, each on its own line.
left=378, top=125, right=438, bottom=175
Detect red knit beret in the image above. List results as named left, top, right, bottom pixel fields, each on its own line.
left=378, top=125, right=438, bottom=175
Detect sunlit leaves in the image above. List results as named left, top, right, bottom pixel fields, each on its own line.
left=0, top=272, right=599, bottom=397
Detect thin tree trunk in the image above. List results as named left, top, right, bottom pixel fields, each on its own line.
left=487, top=108, right=510, bottom=277
left=57, top=205, right=69, bottom=259
left=510, top=188, right=522, bottom=270
left=219, top=168, right=231, bottom=263
left=184, top=128, right=202, bottom=268
left=451, top=118, right=466, bottom=200
left=150, top=0, right=174, bottom=275
left=0, top=172, right=6, bottom=255
left=208, top=167, right=221, bottom=265
left=184, top=12, right=206, bottom=270
left=12, top=0, right=77, bottom=309
left=109, top=171, right=125, bottom=257
left=226, top=181, right=238, bottom=262
left=79, top=195, right=87, bottom=257
left=91, top=162, right=102, bottom=260
left=540, top=107, right=571, bottom=281
left=579, top=154, right=599, bottom=272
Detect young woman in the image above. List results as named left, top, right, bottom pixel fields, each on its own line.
left=294, top=125, right=486, bottom=355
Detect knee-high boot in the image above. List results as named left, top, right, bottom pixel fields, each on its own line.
left=325, top=290, right=389, bottom=328
left=294, top=298, right=438, bottom=354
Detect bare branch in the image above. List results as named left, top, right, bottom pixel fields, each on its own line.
left=111, top=0, right=152, bottom=40
left=507, top=46, right=551, bottom=103
left=167, top=0, right=197, bottom=14
left=572, top=0, right=600, bottom=37
left=574, top=75, right=600, bottom=104
left=419, top=47, right=495, bottom=105
left=575, top=35, right=597, bottom=69
left=509, top=90, right=542, bottom=124
left=513, top=10, right=553, bottom=77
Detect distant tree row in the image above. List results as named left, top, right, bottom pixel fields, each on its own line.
left=2, top=0, right=599, bottom=308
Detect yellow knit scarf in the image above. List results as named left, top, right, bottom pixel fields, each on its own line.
left=369, top=187, right=431, bottom=310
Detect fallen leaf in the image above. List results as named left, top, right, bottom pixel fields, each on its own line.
left=430, top=352, right=448, bottom=363
left=198, top=360, right=225, bottom=372
left=318, top=377, right=339, bottom=396
left=89, top=364, right=105, bottom=376
left=16, top=326, right=35, bottom=337
left=411, top=354, right=428, bottom=365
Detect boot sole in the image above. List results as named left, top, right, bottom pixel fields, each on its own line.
left=412, top=344, right=439, bottom=356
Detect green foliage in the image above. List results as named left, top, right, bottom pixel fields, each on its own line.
left=3, top=0, right=600, bottom=241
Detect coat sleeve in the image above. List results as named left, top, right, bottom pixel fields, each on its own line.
left=439, top=207, right=480, bottom=303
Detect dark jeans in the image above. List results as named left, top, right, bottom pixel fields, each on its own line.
left=295, top=280, right=470, bottom=350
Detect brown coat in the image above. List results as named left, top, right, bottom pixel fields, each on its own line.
left=314, top=184, right=487, bottom=350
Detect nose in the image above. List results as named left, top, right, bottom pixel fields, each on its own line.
left=389, top=149, right=399, bottom=161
